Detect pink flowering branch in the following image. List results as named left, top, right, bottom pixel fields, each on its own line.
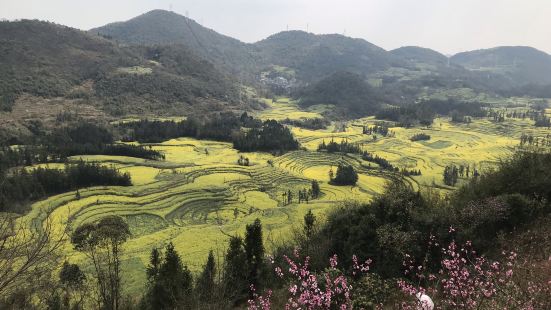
left=248, top=249, right=372, bottom=310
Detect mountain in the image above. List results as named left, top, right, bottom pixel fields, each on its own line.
left=90, top=10, right=260, bottom=76
left=390, top=46, right=449, bottom=66
left=0, top=19, right=252, bottom=143
left=255, top=31, right=401, bottom=82
left=451, top=46, right=551, bottom=85
left=294, top=71, right=384, bottom=117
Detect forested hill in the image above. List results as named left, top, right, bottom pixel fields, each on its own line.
left=90, top=9, right=260, bottom=76
left=90, top=10, right=551, bottom=92
left=255, top=30, right=399, bottom=82
left=294, top=71, right=385, bottom=117
left=0, top=19, right=246, bottom=115
left=451, top=46, right=551, bottom=84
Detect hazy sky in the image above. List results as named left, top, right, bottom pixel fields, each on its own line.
left=2, top=0, right=551, bottom=55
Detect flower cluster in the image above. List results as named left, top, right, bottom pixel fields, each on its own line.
left=248, top=249, right=372, bottom=310
left=248, top=285, right=272, bottom=310
left=398, top=230, right=527, bottom=310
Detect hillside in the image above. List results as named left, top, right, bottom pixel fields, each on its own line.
left=90, top=9, right=260, bottom=76
left=294, top=71, right=384, bottom=116
left=451, top=46, right=551, bottom=85
left=255, top=31, right=400, bottom=82
left=0, top=19, right=254, bottom=142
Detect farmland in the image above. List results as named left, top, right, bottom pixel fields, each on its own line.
left=17, top=97, right=549, bottom=294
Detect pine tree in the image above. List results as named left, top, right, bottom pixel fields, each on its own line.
left=244, top=219, right=264, bottom=295
left=223, top=236, right=248, bottom=304
left=196, top=250, right=216, bottom=302
left=146, top=248, right=161, bottom=282
left=311, top=180, right=321, bottom=198
left=144, top=243, right=193, bottom=309
left=303, top=210, right=316, bottom=256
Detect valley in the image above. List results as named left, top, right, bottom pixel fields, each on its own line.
left=1, top=6, right=551, bottom=308
left=15, top=97, right=547, bottom=294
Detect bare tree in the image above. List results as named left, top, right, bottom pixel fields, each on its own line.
left=0, top=213, right=66, bottom=301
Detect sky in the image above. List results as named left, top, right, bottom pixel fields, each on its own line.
left=2, top=0, right=551, bottom=55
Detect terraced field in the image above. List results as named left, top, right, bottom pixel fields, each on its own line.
left=17, top=97, right=548, bottom=294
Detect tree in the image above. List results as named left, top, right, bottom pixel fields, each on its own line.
left=143, top=243, right=194, bottom=310
left=223, top=236, right=248, bottom=304
left=71, top=215, right=130, bottom=310
left=303, top=210, right=316, bottom=256
left=331, top=164, right=358, bottom=186
left=146, top=248, right=161, bottom=282
left=311, top=180, right=321, bottom=198
left=59, top=261, right=86, bottom=309
left=244, top=219, right=265, bottom=295
left=196, top=250, right=216, bottom=302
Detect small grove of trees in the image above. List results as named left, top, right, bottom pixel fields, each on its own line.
left=46, top=122, right=164, bottom=161
left=0, top=160, right=132, bottom=213
left=450, top=110, right=473, bottom=123
left=283, top=186, right=318, bottom=205
left=362, top=151, right=396, bottom=171
left=0, top=122, right=163, bottom=176
left=233, top=120, right=300, bottom=153
left=533, top=113, right=551, bottom=128
left=409, top=133, right=431, bottom=142
left=280, top=117, right=330, bottom=130
left=318, top=139, right=361, bottom=154
left=375, top=99, right=487, bottom=128
left=443, top=164, right=479, bottom=186
left=443, top=164, right=459, bottom=186
left=362, top=124, right=394, bottom=137
left=519, top=133, right=551, bottom=148
left=330, top=164, right=358, bottom=186
left=118, top=114, right=300, bottom=153
left=142, top=243, right=194, bottom=309
left=118, top=112, right=260, bottom=144
left=139, top=218, right=267, bottom=309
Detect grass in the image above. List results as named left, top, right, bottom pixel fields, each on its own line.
left=15, top=97, right=550, bottom=295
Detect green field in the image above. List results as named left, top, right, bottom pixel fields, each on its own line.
left=16, top=97, right=550, bottom=294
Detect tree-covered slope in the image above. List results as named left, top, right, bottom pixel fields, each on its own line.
left=255, top=31, right=400, bottom=82
left=90, top=9, right=260, bottom=76
left=451, top=46, right=551, bottom=85
left=294, top=71, right=384, bottom=116
left=0, top=19, right=243, bottom=115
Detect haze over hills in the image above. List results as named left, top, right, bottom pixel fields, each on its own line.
left=1, top=8, right=551, bottom=135
left=451, top=46, right=551, bottom=85
left=390, top=46, right=449, bottom=67
left=255, top=31, right=399, bottom=82
left=90, top=10, right=551, bottom=88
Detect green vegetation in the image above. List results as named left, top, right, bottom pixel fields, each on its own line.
left=410, top=133, right=431, bottom=141
left=2, top=8, right=551, bottom=309
left=0, top=161, right=131, bottom=213
left=330, top=164, right=358, bottom=186
left=294, top=71, right=385, bottom=117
